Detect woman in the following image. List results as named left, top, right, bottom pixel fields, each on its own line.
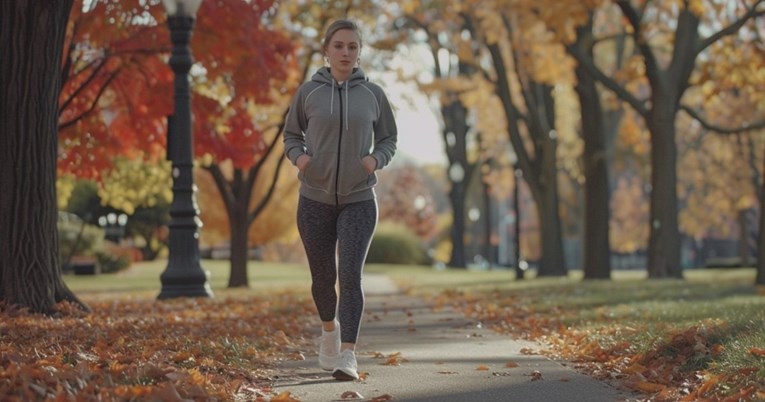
left=282, top=19, right=397, bottom=381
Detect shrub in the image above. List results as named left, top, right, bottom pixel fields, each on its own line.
left=95, top=252, right=131, bottom=274
left=58, top=212, right=104, bottom=261
left=366, top=222, right=431, bottom=265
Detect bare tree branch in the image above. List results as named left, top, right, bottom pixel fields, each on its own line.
left=681, top=104, right=765, bottom=134
left=566, top=44, right=649, bottom=117
left=58, top=66, right=122, bottom=130
left=698, top=0, right=765, bottom=55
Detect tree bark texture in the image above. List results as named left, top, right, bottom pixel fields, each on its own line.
left=572, top=20, right=612, bottom=279
left=0, top=0, right=88, bottom=314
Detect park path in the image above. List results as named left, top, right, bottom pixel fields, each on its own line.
left=271, top=273, right=640, bottom=402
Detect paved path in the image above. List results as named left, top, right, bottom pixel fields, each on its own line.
left=272, top=274, right=640, bottom=402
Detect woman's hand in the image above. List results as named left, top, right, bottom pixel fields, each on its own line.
left=361, top=155, right=378, bottom=174
left=296, top=154, right=312, bottom=171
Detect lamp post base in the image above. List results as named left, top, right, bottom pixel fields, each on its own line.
left=158, top=267, right=213, bottom=299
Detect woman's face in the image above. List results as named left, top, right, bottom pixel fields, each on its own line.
left=325, top=29, right=360, bottom=79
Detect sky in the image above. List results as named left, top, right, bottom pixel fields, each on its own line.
left=371, top=44, right=448, bottom=167
left=390, top=89, right=446, bottom=166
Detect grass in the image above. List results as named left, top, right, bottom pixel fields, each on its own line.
left=64, top=259, right=313, bottom=296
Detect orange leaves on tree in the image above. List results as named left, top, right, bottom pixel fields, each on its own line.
left=60, top=0, right=172, bottom=179
left=59, top=0, right=297, bottom=179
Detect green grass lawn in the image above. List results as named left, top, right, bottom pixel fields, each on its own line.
left=64, top=259, right=313, bottom=296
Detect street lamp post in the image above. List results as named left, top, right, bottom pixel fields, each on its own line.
left=158, top=0, right=213, bottom=299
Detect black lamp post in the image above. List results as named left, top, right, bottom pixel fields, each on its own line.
left=158, top=0, right=213, bottom=299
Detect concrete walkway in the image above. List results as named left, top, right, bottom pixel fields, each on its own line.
left=272, top=274, right=640, bottom=402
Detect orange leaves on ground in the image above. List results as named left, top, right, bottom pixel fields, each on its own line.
left=369, top=351, right=408, bottom=366
left=0, top=293, right=317, bottom=400
left=748, top=348, right=765, bottom=357
left=271, top=391, right=301, bottom=401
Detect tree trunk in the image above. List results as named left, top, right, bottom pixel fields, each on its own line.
left=0, top=0, right=88, bottom=314
left=228, top=198, right=250, bottom=288
left=536, top=153, right=567, bottom=276
left=486, top=40, right=566, bottom=277
left=757, top=145, right=765, bottom=285
left=738, top=210, right=751, bottom=267
left=443, top=99, right=473, bottom=269
left=646, top=102, right=683, bottom=279
left=572, top=20, right=611, bottom=279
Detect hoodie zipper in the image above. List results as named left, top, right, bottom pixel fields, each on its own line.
left=335, top=85, right=344, bottom=206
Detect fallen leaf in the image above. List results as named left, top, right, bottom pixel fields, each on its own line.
left=505, top=361, right=519, bottom=368
left=748, top=348, right=765, bottom=357
left=271, top=391, right=301, bottom=402
left=382, top=352, right=406, bottom=366
left=438, top=370, right=458, bottom=374
left=628, top=380, right=666, bottom=393
left=476, top=365, right=490, bottom=371
left=370, top=394, right=394, bottom=402
left=530, top=370, right=542, bottom=381
left=519, top=348, right=536, bottom=355
left=339, top=391, right=364, bottom=399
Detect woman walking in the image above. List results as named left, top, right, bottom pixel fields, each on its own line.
left=282, top=19, right=398, bottom=381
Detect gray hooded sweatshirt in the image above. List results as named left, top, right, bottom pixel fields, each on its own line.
left=283, top=67, right=397, bottom=205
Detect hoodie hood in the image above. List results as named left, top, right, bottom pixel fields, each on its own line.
left=312, top=67, right=368, bottom=130
left=311, top=66, right=368, bottom=87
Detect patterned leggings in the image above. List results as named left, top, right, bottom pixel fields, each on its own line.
left=297, top=196, right=377, bottom=344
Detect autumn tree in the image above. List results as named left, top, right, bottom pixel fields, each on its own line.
left=0, top=0, right=89, bottom=313
left=60, top=0, right=298, bottom=288
left=567, top=0, right=765, bottom=278
left=59, top=0, right=172, bottom=179
left=201, top=0, right=392, bottom=287
left=466, top=4, right=571, bottom=276
left=395, top=2, right=484, bottom=268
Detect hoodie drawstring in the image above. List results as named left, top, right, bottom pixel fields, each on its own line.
left=344, top=80, right=349, bottom=130
left=330, top=79, right=350, bottom=131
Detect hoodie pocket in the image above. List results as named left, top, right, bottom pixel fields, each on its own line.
left=338, top=157, right=377, bottom=195
left=300, top=152, right=336, bottom=192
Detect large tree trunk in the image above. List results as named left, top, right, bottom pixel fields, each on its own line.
left=646, top=101, right=683, bottom=278
left=572, top=20, right=611, bottom=279
left=0, top=0, right=88, bottom=314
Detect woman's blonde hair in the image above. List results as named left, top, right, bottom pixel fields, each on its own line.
left=322, top=19, right=362, bottom=50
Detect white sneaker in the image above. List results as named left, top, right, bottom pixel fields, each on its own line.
left=318, top=320, right=340, bottom=371
left=332, top=349, right=359, bottom=381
